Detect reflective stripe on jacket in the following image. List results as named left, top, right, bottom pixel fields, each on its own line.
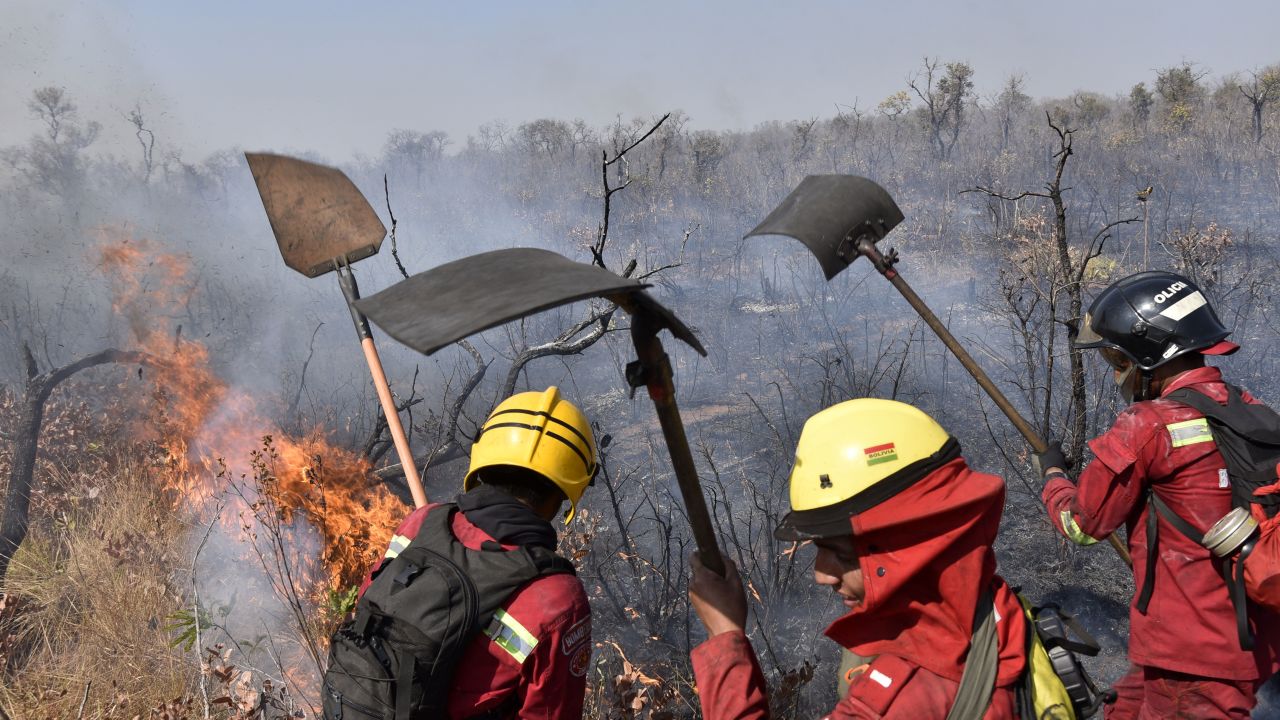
left=359, top=501, right=592, bottom=719
left=1042, top=365, right=1280, bottom=680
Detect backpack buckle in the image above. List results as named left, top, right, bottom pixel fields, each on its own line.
left=394, top=563, right=425, bottom=588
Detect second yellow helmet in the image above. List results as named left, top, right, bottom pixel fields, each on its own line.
left=775, top=397, right=958, bottom=540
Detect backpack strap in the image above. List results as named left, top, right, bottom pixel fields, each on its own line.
left=946, top=585, right=998, bottom=720
left=395, top=651, right=416, bottom=720
left=1136, top=492, right=1159, bottom=615
left=1150, top=492, right=1206, bottom=543
left=1139, top=490, right=1253, bottom=649
left=1136, top=490, right=1205, bottom=614
left=527, top=545, right=577, bottom=577
left=1223, top=538, right=1256, bottom=651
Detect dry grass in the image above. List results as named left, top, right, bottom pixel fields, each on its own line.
left=0, top=446, right=198, bottom=719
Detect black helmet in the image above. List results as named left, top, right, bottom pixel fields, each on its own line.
left=1074, top=270, right=1238, bottom=371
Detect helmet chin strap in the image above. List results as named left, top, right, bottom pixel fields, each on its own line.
left=1136, top=370, right=1154, bottom=401
left=1116, top=366, right=1154, bottom=403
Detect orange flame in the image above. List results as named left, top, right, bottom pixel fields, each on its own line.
left=96, top=233, right=405, bottom=593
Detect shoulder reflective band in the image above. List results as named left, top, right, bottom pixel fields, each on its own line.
left=1167, top=418, right=1213, bottom=448
left=383, top=534, right=411, bottom=559
left=1059, top=510, right=1100, bottom=546
left=484, top=608, right=539, bottom=664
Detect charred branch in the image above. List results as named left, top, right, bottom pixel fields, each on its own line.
left=362, top=395, right=424, bottom=463
left=1, top=345, right=159, bottom=585
left=286, top=322, right=324, bottom=431
left=384, top=173, right=410, bottom=279
left=372, top=339, right=488, bottom=486
left=592, top=113, right=670, bottom=270
left=501, top=308, right=618, bottom=398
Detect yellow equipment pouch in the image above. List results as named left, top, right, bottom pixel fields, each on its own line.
left=1017, top=594, right=1113, bottom=719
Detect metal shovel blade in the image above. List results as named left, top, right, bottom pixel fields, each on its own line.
left=245, top=152, right=386, bottom=277
left=745, top=175, right=904, bottom=280
left=354, top=248, right=702, bottom=356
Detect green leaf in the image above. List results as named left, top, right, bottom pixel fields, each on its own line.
left=164, top=606, right=213, bottom=652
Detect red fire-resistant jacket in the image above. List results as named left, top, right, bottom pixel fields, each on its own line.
left=692, top=459, right=1027, bottom=719
left=1042, top=365, right=1280, bottom=681
left=358, top=503, right=593, bottom=719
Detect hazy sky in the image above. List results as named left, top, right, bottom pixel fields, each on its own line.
left=4, top=0, right=1278, bottom=161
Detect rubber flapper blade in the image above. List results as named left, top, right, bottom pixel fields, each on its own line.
left=745, top=175, right=904, bottom=280
left=354, top=248, right=703, bottom=357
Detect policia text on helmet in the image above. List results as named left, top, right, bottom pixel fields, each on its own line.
left=1074, top=271, right=1238, bottom=403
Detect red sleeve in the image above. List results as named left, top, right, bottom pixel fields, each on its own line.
left=1042, top=406, right=1157, bottom=542
left=514, top=576, right=592, bottom=719
left=691, top=631, right=770, bottom=720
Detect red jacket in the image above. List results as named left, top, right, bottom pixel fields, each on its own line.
left=359, top=502, right=592, bottom=719
left=1042, top=365, right=1280, bottom=680
left=692, top=459, right=1027, bottom=718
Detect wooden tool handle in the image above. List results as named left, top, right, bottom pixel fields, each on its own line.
left=361, top=337, right=427, bottom=508
left=857, top=238, right=1133, bottom=567
left=631, top=324, right=725, bottom=577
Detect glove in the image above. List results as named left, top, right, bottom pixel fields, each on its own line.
left=1034, top=440, right=1069, bottom=477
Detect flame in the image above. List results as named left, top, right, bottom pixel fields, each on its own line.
left=96, top=233, right=406, bottom=593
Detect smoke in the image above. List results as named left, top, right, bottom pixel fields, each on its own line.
left=6, top=34, right=1280, bottom=711
left=0, top=0, right=165, bottom=158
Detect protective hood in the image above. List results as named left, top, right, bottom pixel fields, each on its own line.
left=824, top=458, right=1026, bottom=684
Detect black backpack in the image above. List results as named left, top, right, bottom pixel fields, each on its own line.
left=322, top=504, right=575, bottom=720
left=1164, top=385, right=1280, bottom=518
left=1136, top=384, right=1280, bottom=650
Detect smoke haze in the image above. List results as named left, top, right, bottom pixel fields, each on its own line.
left=5, top=3, right=1280, bottom=716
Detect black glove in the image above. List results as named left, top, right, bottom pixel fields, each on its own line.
left=1034, top=440, right=1069, bottom=477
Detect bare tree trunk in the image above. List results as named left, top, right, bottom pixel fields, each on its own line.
left=0, top=345, right=153, bottom=585
left=1043, top=120, right=1088, bottom=461
left=968, top=113, right=1136, bottom=461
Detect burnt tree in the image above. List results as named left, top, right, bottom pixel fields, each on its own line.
left=1240, top=66, right=1280, bottom=144
left=0, top=344, right=155, bottom=585
left=968, top=113, right=1137, bottom=463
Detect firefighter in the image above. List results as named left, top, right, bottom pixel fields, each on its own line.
left=1038, top=271, right=1280, bottom=718
left=355, top=387, right=596, bottom=719
left=688, top=398, right=1028, bottom=718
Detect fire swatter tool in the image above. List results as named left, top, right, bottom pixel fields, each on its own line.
left=353, top=248, right=726, bottom=575
left=245, top=152, right=427, bottom=508
left=747, top=175, right=1132, bottom=566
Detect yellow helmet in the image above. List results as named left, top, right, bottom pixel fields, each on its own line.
left=774, top=398, right=959, bottom=540
left=465, top=387, right=597, bottom=522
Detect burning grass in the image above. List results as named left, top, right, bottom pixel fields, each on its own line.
left=0, top=234, right=416, bottom=717
left=96, top=235, right=403, bottom=595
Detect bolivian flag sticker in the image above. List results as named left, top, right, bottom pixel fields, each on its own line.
left=865, top=442, right=898, bottom=466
